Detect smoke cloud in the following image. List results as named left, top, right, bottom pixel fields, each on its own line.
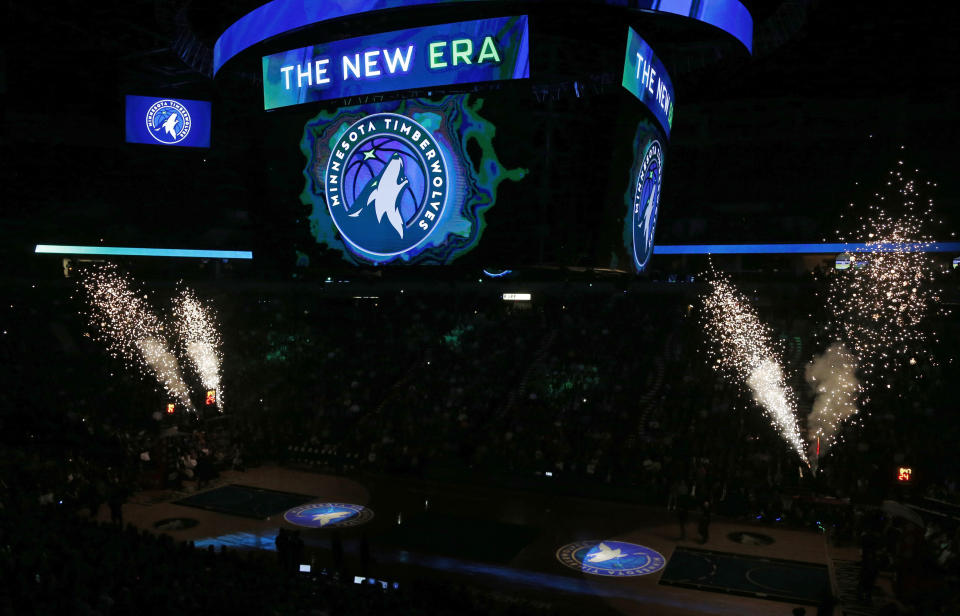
left=805, top=342, right=859, bottom=459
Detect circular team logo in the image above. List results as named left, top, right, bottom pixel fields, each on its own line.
left=145, top=99, right=192, bottom=144
left=283, top=503, right=374, bottom=529
left=632, top=140, right=663, bottom=272
left=556, top=540, right=666, bottom=577
left=325, top=113, right=448, bottom=257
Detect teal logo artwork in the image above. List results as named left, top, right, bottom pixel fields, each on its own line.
left=301, top=95, right=527, bottom=265
left=556, top=540, right=666, bottom=577
left=284, top=503, right=374, bottom=529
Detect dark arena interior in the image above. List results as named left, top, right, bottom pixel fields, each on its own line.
left=3, top=2, right=960, bottom=615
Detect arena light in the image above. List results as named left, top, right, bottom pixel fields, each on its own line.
left=653, top=242, right=960, bottom=255
left=35, top=245, right=253, bottom=259
left=502, top=293, right=531, bottom=301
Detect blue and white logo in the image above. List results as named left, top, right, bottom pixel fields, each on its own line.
left=556, top=540, right=666, bottom=577
left=283, top=503, right=374, bottom=529
left=145, top=99, right=192, bottom=144
left=632, top=140, right=663, bottom=272
left=325, top=113, right=448, bottom=258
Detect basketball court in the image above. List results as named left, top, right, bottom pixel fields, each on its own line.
left=111, top=465, right=852, bottom=615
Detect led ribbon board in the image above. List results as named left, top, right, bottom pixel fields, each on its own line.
left=262, top=16, right=529, bottom=110
left=216, top=1, right=752, bottom=74
left=35, top=245, right=252, bottom=259
left=125, top=95, right=211, bottom=148
left=622, top=27, right=674, bottom=138
left=653, top=242, right=960, bottom=255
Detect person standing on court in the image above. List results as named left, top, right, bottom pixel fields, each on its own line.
left=698, top=500, right=711, bottom=544
left=677, top=495, right=689, bottom=540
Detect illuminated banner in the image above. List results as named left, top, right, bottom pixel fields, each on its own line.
left=216, top=1, right=752, bottom=75
left=621, top=28, right=674, bottom=138
left=262, top=16, right=529, bottom=110
left=300, top=94, right=527, bottom=265
left=125, top=95, right=211, bottom=148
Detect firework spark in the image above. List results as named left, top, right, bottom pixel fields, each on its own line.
left=701, top=275, right=808, bottom=464
left=172, top=288, right=223, bottom=410
left=78, top=264, right=195, bottom=411
left=823, top=163, right=943, bottom=393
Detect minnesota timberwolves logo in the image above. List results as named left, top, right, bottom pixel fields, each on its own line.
left=145, top=99, right=191, bottom=145
left=325, top=113, right=448, bottom=257
left=284, top=503, right=374, bottom=529
left=556, top=540, right=665, bottom=577
left=632, top=140, right=663, bottom=272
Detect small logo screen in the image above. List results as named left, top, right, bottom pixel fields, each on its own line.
left=125, top=95, right=211, bottom=148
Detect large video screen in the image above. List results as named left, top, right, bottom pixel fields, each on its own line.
left=621, top=28, right=674, bottom=139
left=621, top=120, right=666, bottom=272
left=262, top=16, right=530, bottom=110
left=299, top=94, right=527, bottom=265
left=125, top=95, right=212, bottom=148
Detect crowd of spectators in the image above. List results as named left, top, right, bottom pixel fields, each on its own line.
left=1, top=273, right=958, bottom=612
left=0, top=500, right=563, bottom=616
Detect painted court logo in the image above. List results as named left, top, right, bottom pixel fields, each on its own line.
left=632, top=140, right=663, bottom=272
left=146, top=99, right=192, bottom=144
left=556, top=540, right=665, bottom=577
left=283, top=503, right=374, bottom=529
left=325, top=113, right=448, bottom=257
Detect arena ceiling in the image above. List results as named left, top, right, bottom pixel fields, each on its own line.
left=2, top=1, right=957, bottom=261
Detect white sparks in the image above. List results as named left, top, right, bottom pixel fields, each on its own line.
left=78, top=264, right=195, bottom=411
left=701, top=275, right=809, bottom=464
left=172, top=288, right=223, bottom=410
left=823, top=162, right=943, bottom=393
left=137, top=338, right=194, bottom=405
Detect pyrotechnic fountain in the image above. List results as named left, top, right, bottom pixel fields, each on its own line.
left=172, top=287, right=224, bottom=411
left=810, top=160, right=946, bottom=460
left=77, top=263, right=195, bottom=412
left=700, top=274, right=809, bottom=465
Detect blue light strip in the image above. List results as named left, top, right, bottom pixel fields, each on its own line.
left=214, top=0, right=752, bottom=75
left=35, top=245, right=254, bottom=260
left=653, top=242, right=960, bottom=255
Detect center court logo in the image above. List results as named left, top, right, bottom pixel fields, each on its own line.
left=632, top=140, right=663, bottom=272
left=145, top=99, right=192, bottom=144
left=283, top=503, right=374, bottom=529
left=325, top=113, right=448, bottom=257
left=556, top=540, right=666, bottom=577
